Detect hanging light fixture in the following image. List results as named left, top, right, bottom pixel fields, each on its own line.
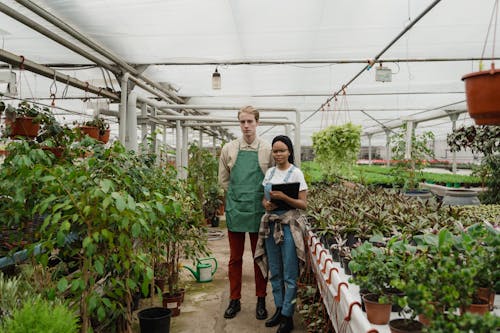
left=212, top=67, right=221, bottom=90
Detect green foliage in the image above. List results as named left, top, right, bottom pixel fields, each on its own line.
left=0, top=298, right=79, bottom=333
left=187, top=144, right=222, bottom=221
left=390, top=124, right=435, bottom=190
left=312, top=123, right=361, bottom=181
left=0, top=273, right=32, bottom=320
left=447, top=125, right=499, bottom=204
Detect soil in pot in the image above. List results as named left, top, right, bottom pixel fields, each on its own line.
left=389, top=318, right=423, bottom=333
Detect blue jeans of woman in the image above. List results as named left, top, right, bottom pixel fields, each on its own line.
left=265, top=222, right=299, bottom=317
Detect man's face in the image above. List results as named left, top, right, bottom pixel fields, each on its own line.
left=239, top=112, right=258, bottom=141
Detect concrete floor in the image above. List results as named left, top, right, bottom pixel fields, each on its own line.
left=134, top=221, right=306, bottom=333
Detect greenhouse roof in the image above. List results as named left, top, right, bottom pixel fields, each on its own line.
left=0, top=0, right=498, bottom=146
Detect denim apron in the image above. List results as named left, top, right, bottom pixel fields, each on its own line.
left=225, top=143, right=265, bottom=232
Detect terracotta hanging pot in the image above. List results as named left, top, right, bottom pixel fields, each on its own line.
left=78, top=125, right=100, bottom=140
left=5, top=117, right=40, bottom=138
left=462, top=65, right=500, bottom=125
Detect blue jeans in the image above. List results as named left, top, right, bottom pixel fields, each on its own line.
left=265, top=222, right=299, bottom=317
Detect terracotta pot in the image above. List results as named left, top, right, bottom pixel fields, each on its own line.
left=389, top=318, right=423, bottom=333
left=99, top=129, right=110, bottom=143
left=78, top=126, right=99, bottom=140
left=162, top=291, right=183, bottom=317
left=6, top=117, right=40, bottom=138
left=363, top=293, right=392, bottom=325
left=461, top=298, right=490, bottom=315
left=462, top=66, right=500, bottom=125
left=477, top=287, right=495, bottom=311
left=41, top=146, right=65, bottom=159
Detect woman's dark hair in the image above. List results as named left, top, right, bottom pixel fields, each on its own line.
left=272, top=135, right=294, bottom=164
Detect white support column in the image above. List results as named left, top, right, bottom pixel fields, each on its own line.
left=199, top=129, right=203, bottom=148
left=141, top=103, right=148, bottom=147
left=384, top=128, right=391, bottom=167
left=119, top=73, right=130, bottom=144
left=176, top=120, right=182, bottom=177
left=150, top=107, right=157, bottom=155
left=126, top=91, right=138, bottom=152
left=367, top=134, right=373, bottom=164
left=404, top=121, right=414, bottom=160
left=181, top=125, right=189, bottom=179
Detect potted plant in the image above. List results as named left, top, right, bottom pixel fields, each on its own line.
left=348, top=241, right=398, bottom=325
left=75, top=117, right=109, bottom=142
left=312, top=122, right=361, bottom=182
left=3, top=101, right=50, bottom=138
left=462, top=63, right=500, bottom=125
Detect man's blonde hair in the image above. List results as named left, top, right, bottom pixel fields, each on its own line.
left=238, top=105, right=260, bottom=121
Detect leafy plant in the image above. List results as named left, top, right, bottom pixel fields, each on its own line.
left=0, top=297, right=79, bottom=333
left=312, top=123, right=361, bottom=181
left=390, top=124, right=435, bottom=190
left=187, top=144, right=222, bottom=222
left=447, top=125, right=499, bottom=204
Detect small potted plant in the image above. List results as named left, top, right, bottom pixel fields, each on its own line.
left=348, top=241, right=397, bottom=325
left=3, top=101, right=50, bottom=138
left=75, top=117, right=109, bottom=142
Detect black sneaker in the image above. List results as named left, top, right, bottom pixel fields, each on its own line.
left=224, top=299, right=241, bottom=319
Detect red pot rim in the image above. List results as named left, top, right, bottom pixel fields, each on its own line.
left=462, top=68, right=500, bottom=81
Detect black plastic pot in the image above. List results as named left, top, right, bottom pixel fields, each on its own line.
left=138, top=307, right=171, bottom=333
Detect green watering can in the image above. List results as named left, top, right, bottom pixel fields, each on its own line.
left=183, top=257, right=218, bottom=283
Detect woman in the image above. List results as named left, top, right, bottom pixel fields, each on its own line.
left=255, top=135, right=308, bottom=333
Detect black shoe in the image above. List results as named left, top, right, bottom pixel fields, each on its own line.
left=256, top=296, right=268, bottom=320
left=276, top=315, right=294, bottom=333
left=224, top=299, right=241, bottom=319
left=265, top=307, right=282, bottom=327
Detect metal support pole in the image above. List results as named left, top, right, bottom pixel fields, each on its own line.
left=181, top=125, right=189, bottom=179
left=141, top=103, right=148, bottom=147
left=119, top=73, right=130, bottom=144
left=176, top=120, right=182, bottom=177
left=126, top=91, right=138, bottom=152
left=150, top=107, right=157, bottom=154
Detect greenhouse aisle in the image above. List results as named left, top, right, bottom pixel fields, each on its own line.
left=133, top=217, right=307, bottom=333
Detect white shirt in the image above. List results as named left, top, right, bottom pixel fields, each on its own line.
left=262, top=165, right=308, bottom=192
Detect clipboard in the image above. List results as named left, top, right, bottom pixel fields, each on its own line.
left=270, top=182, right=300, bottom=210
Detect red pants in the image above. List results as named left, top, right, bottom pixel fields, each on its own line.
left=228, top=230, right=267, bottom=300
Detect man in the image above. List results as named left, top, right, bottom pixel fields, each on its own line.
left=218, top=105, right=273, bottom=320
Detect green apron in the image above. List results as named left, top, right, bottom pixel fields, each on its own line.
left=225, top=144, right=265, bottom=232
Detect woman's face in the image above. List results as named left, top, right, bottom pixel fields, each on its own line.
left=272, top=140, right=290, bottom=166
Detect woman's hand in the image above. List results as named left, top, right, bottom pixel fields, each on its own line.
left=263, top=199, right=277, bottom=211
left=269, top=190, right=286, bottom=201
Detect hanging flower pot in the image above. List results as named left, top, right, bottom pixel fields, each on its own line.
left=5, top=117, right=40, bottom=138
left=462, top=66, right=500, bottom=125
left=99, top=129, right=111, bottom=143
left=77, top=125, right=100, bottom=140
